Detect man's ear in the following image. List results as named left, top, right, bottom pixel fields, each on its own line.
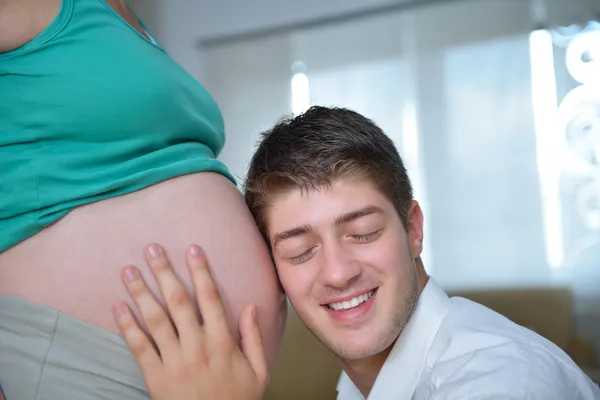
left=407, top=201, right=424, bottom=259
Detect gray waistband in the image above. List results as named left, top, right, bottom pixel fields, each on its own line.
left=0, top=295, right=149, bottom=400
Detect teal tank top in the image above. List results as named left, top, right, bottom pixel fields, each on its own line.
left=0, top=0, right=235, bottom=252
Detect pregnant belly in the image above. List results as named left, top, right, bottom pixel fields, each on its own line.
left=0, top=172, right=287, bottom=366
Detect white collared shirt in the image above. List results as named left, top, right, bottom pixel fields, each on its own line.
left=337, top=279, right=600, bottom=400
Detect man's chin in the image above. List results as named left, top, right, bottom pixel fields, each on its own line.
left=319, top=332, right=392, bottom=361
left=302, top=314, right=396, bottom=360
left=334, top=347, right=374, bottom=361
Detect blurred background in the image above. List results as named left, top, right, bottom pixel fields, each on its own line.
left=130, top=0, right=600, bottom=397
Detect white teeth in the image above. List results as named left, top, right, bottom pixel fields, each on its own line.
left=328, top=290, right=375, bottom=311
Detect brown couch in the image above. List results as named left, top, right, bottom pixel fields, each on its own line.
left=264, top=287, right=597, bottom=400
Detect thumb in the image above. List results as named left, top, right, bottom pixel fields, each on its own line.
left=239, top=303, right=268, bottom=387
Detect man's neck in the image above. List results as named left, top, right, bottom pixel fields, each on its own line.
left=341, top=342, right=395, bottom=397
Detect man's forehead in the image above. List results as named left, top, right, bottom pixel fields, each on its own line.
left=264, top=180, right=388, bottom=231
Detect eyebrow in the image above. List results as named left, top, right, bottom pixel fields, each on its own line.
left=272, top=205, right=384, bottom=246
left=334, top=205, right=385, bottom=226
left=272, top=225, right=313, bottom=247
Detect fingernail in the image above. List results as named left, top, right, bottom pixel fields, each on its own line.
left=114, top=302, right=128, bottom=316
left=190, top=245, right=203, bottom=257
left=251, top=304, right=257, bottom=321
left=147, top=244, right=162, bottom=259
left=124, top=267, right=140, bottom=282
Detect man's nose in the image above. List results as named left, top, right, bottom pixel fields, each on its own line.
left=319, top=241, right=361, bottom=289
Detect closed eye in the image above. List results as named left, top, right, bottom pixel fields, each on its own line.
left=351, top=230, right=382, bottom=243
left=287, top=247, right=315, bottom=264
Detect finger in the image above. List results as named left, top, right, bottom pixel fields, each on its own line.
left=145, top=244, right=202, bottom=348
left=122, top=266, right=180, bottom=363
left=239, top=304, right=269, bottom=387
left=187, top=245, right=230, bottom=338
left=113, top=301, right=163, bottom=378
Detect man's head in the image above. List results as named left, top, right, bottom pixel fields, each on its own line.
left=244, top=106, right=426, bottom=362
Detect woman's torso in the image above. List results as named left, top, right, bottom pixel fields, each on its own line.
left=0, top=0, right=233, bottom=251
left=0, top=0, right=286, bottom=366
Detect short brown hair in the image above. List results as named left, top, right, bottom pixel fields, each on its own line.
left=244, top=106, right=413, bottom=243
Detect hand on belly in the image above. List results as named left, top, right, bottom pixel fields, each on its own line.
left=114, top=243, right=268, bottom=400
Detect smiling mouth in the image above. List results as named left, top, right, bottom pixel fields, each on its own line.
left=326, top=289, right=377, bottom=311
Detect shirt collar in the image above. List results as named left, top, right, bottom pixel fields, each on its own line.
left=337, top=278, right=451, bottom=400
